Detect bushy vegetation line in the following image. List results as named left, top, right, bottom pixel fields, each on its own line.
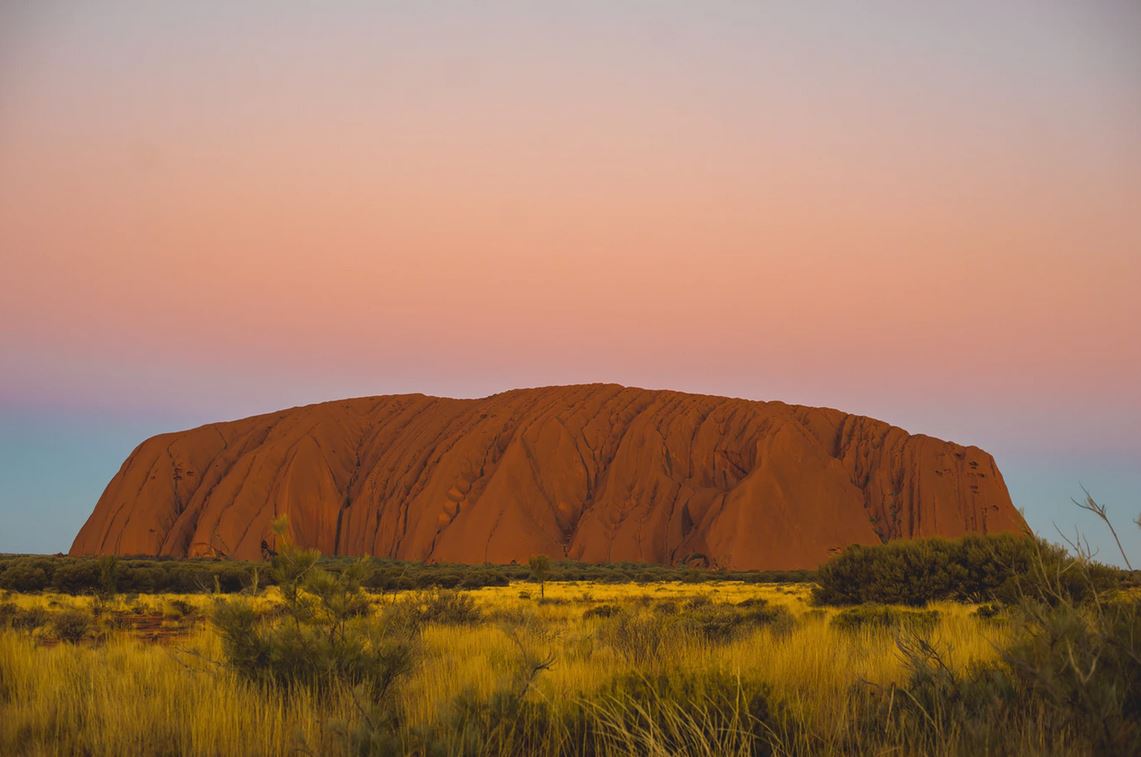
left=0, top=553, right=813, bottom=595
left=812, top=532, right=1128, bottom=606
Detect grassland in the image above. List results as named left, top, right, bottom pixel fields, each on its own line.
left=0, top=580, right=1008, bottom=756
left=1, top=530, right=1137, bottom=756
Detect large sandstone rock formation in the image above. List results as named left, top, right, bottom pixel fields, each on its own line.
left=70, top=384, right=1026, bottom=569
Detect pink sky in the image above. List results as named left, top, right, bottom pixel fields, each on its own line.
left=1, top=1, right=1139, bottom=561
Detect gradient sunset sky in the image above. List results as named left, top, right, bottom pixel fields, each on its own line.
left=2, top=1, right=1139, bottom=565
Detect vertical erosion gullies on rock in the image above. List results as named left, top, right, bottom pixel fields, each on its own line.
left=69, top=384, right=1027, bottom=570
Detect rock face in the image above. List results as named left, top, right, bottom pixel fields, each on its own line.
left=70, top=384, right=1026, bottom=569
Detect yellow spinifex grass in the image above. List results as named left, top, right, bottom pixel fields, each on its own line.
left=0, top=582, right=1010, bottom=756
left=0, top=626, right=356, bottom=756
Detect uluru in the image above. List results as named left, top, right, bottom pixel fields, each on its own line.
left=70, top=384, right=1027, bottom=569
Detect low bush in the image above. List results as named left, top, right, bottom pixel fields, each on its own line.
left=51, top=609, right=92, bottom=643
left=843, top=502, right=1141, bottom=757
left=0, top=563, right=50, bottom=592
left=389, top=589, right=482, bottom=626
left=582, top=604, right=621, bottom=620
left=5, top=605, right=49, bottom=631
left=213, top=521, right=420, bottom=700
left=831, top=604, right=940, bottom=634
left=420, top=590, right=482, bottom=625
left=813, top=533, right=1122, bottom=607
left=972, top=603, right=1003, bottom=620
left=848, top=597, right=1140, bottom=754
left=681, top=598, right=797, bottom=643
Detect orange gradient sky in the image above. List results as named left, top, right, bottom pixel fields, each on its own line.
left=1, top=1, right=1139, bottom=562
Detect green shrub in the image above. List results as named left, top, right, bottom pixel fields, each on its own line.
left=813, top=534, right=1121, bottom=607
left=213, top=521, right=419, bottom=699
left=7, top=606, right=49, bottom=631
left=999, top=598, right=1140, bottom=753
left=850, top=597, right=1140, bottom=755
left=0, top=564, right=50, bottom=592
left=51, top=561, right=102, bottom=593
left=684, top=599, right=796, bottom=642
left=972, top=603, right=1002, bottom=620
left=831, top=604, right=940, bottom=634
left=842, top=500, right=1141, bottom=756
left=391, top=589, right=481, bottom=626
left=52, top=609, right=92, bottom=643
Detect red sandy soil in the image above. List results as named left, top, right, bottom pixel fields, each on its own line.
left=70, top=384, right=1026, bottom=570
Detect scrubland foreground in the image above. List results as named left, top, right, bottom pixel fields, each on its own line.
left=1, top=524, right=1139, bottom=755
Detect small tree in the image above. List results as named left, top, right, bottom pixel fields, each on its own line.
left=213, top=516, right=417, bottom=700
left=528, top=555, right=551, bottom=599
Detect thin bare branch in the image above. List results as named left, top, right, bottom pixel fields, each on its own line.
left=1072, top=486, right=1133, bottom=570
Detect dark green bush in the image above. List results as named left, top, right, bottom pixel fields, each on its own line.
left=380, top=589, right=482, bottom=627
left=213, top=525, right=420, bottom=699
left=0, top=564, right=50, bottom=592
left=843, top=509, right=1141, bottom=757
left=680, top=598, right=796, bottom=642
left=972, top=603, right=1002, bottom=620
left=406, top=589, right=482, bottom=625
left=6, top=605, right=49, bottom=631
left=51, top=562, right=101, bottom=593
left=848, top=598, right=1141, bottom=755
left=830, top=604, right=940, bottom=634
left=813, top=534, right=1121, bottom=607
left=51, top=609, right=92, bottom=643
